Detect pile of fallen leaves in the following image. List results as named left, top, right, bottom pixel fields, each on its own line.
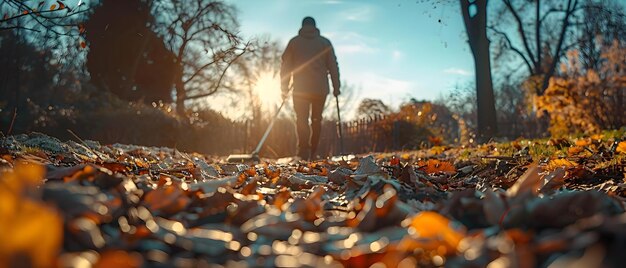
left=1, top=132, right=626, bottom=267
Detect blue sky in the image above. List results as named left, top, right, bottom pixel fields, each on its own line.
left=222, top=0, right=474, bottom=118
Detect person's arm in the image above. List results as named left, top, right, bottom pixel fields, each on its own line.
left=280, top=40, right=294, bottom=98
left=326, top=41, right=341, bottom=96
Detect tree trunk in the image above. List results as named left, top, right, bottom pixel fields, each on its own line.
left=461, top=0, right=498, bottom=142
left=175, top=76, right=186, bottom=117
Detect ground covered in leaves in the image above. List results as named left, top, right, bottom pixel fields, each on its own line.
left=1, top=132, right=626, bottom=267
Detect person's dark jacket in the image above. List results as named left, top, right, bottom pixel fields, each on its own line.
left=280, top=25, right=340, bottom=98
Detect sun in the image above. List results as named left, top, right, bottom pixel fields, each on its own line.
left=253, top=71, right=282, bottom=110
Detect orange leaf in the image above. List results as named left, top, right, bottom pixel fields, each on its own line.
left=240, top=179, right=258, bottom=195
left=95, top=250, right=142, bottom=268
left=58, top=2, right=65, bottom=9
left=418, top=159, right=456, bottom=174
left=264, top=166, right=280, bottom=179
left=617, top=141, right=626, bottom=154
left=143, top=185, right=190, bottom=215
left=273, top=188, right=291, bottom=211
left=429, top=136, right=443, bottom=146
left=80, top=41, right=87, bottom=48
left=244, top=167, right=256, bottom=177
left=574, top=139, right=590, bottom=147
left=50, top=4, right=57, bottom=10
left=0, top=163, right=63, bottom=268
left=568, top=146, right=583, bottom=155
left=398, top=211, right=465, bottom=253
left=320, top=167, right=328, bottom=176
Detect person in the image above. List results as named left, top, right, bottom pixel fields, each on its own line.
left=280, top=16, right=340, bottom=160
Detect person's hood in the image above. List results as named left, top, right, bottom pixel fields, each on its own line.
left=298, top=25, right=320, bottom=39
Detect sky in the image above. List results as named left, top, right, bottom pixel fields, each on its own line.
left=219, top=0, right=474, bottom=119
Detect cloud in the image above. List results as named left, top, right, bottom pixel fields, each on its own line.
left=340, top=5, right=375, bottom=22
left=391, top=50, right=403, bottom=61
left=356, top=72, right=413, bottom=97
left=335, top=44, right=376, bottom=54
left=443, top=68, right=473, bottom=76
left=326, top=31, right=379, bottom=55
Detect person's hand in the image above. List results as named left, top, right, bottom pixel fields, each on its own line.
left=333, top=88, right=341, bottom=97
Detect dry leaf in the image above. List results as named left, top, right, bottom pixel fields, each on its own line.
left=143, top=184, right=190, bottom=215
left=575, top=139, right=590, bottom=147
left=0, top=163, right=62, bottom=268
left=546, top=159, right=577, bottom=170
left=507, top=163, right=541, bottom=197
left=568, top=146, right=584, bottom=155
left=94, top=250, right=142, bottom=268
left=398, top=211, right=464, bottom=253
left=616, top=141, right=626, bottom=154
left=418, top=159, right=456, bottom=175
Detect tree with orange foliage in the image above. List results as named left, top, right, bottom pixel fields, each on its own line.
left=537, top=41, right=626, bottom=136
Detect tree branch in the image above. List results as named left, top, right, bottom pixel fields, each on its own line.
left=488, top=26, right=534, bottom=74
left=503, top=0, right=537, bottom=69
left=187, top=42, right=250, bottom=100
left=540, top=0, right=578, bottom=95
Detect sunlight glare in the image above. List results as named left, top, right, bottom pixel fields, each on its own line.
left=253, top=72, right=282, bottom=109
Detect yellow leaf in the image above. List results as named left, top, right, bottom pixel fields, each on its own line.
left=429, top=146, right=445, bottom=155
left=398, top=211, right=464, bottom=253
left=0, top=163, right=63, bottom=267
left=546, top=158, right=577, bottom=170
left=574, top=139, right=590, bottom=147
left=617, top=141, right=626, bottom=154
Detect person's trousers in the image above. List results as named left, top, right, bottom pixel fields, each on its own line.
left=293, top=94, right=326, bottom=160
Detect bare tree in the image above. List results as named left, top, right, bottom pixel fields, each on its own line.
left=489, top=0, right=583, bottom=95
left=151, top=0, right=249, bottom=116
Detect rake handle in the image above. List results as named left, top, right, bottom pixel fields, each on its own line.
left=335, top=95, right=344, bottom=154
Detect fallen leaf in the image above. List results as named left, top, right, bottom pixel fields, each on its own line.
left=0, top=163, right=62, bottom=268
left=568, top=146, right=584, bottom=155
left=418, top=159, right=456, bottom=175
left=399, top=211, right=465, bottom=253
left=94, top=250, right=142, bottom=268
left=546, top=158, right=577, bottom=170
left=616, top=141, right=626, bottom=154
left=507, top=163, right=541, bottom=197
left=143, top=184, right=190, bottom=215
